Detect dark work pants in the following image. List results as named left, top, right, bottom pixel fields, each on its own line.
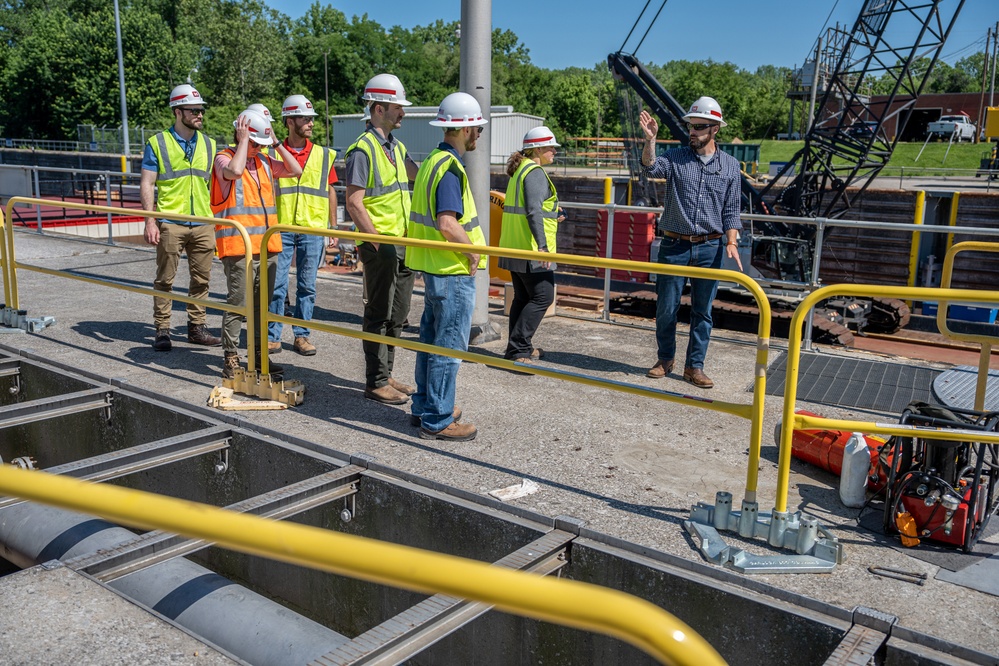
left=360, top=241, right=415, bottom=388
left=504, top=270, right=555, bottom=360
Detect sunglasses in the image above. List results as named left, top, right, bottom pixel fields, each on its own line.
left=686, top=122, right=716, bottom=132
left=473, top=126, right=484, bottom=135
left=180, top=108, right=205, bottom=116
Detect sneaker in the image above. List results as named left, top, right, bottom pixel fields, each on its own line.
left=683, top=366, right=714, bottom=389
left=222, top=352, right=240, bottom=379
left=293, top=336, right=316, bottom=356
left=153, top=329, right=172, bottom=352
left=420, top=420, right=477, bottom=441
left=646, top=359, right=674, bottom=379
left=388, top=377, right=415, bottom=396
left=364, top=384, right=409, bottom=405
left=409, top=406, right=462, bottom=427
left=188, top=323, right=221, bottom=347
left=267, top=340, right=282, bottom=354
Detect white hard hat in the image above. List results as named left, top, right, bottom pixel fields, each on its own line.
left=246, top=103, right=273, bottom=122
left=169, top=84, right=205, bottom=108
left=522, top=126, right=559, bottom=150
left=682, top=96, right=727, bottom=127
left=429, top=92, right=488, bottom=128
left=281, top=94, right=318, bottom=117
left=233, top=108, right=274, bottom=145
left=361, top=74, right=412, bottom=106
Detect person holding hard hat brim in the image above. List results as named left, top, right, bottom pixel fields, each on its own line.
left=404, top=91, right=488, bottom=442
left=210, top=107, right=303, bottom=380
left=266, top=94, right=338, bottom=358
left=498, top=126, right=566, bottom=365
left=638, top=95, right=743, bottom=389
left=140, top=84, right=222, bottom=352
left=345, top=74, right=421, bottom=406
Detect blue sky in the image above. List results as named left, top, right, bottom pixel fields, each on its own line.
left=266, top=1, right=997, bottom=72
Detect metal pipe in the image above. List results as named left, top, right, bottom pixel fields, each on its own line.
left=0, top=501, right=349, bottom=665
left=113, top=0, right=130, bottom=156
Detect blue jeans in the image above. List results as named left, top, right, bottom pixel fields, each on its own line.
left=268, top=231, right=326, bottom=340
left=654, top=236, right=723, bottom=369
left=412, top=273, right=476, bottom=432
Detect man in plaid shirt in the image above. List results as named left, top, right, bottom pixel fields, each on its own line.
left=639, top=96, right=743, bottom=389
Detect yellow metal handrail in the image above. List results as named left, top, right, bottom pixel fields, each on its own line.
left=0, top=206, right=9, bottom=305
left=776, top=283, right=999, bottom=513
left=2, top=198, right=266, bottom=372
left=938, top=241, right=999, bottom=410
left=0, top=465, right=726, bottom=666
left=257, top=225, right=773, bottom=503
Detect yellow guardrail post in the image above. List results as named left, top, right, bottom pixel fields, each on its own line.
left=0, top=466, right=727, bottom=666
left=1, top=206, right=10, bottom=306
left=2, top=198, right=255, bottom=353
left=940, top=241, right=999, bottom=411
left=905, top=191, right=925, bottom=309
left=777, top=283, right=999, bottom=513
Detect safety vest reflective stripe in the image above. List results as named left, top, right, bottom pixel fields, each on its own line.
left=345, top=131, right=411, bottom=239
left=499, top=159, right=560, bottom=253
left=210, top=149, right=282, bottom=258
left=405, top=148, right=486, bottom=275
left=148, top=130, right=216, bottom=219
left=275, top=144, right=333, bottom=228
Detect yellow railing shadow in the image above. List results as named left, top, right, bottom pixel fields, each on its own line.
left=2, top=198, right=267, bottom=372
left=0, top=463, right=725, bottom=665
left=257, top=225, right=773, bottom=504
left=776, top=283, right=999, bottom=513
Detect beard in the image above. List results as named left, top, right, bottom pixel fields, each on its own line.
left=689, top=134, right=710, bottom=151
left=181, top=116, right=202, bottom=132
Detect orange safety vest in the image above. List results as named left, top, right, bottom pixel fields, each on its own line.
left=210, top=148, right=283, bottom=258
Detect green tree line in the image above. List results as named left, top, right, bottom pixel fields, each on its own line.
left=0, top=0, right=990, bottom=145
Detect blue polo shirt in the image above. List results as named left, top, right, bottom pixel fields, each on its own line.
left=434, top=142, right=464, bottom=220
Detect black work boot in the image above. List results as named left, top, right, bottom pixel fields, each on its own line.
left=188, top=323, right=222, bottom=347
left=153, top=328, right=172, bottom=352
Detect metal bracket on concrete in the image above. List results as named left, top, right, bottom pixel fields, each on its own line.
left=821, top=606, right=897, bottom=665
left=220, top=368, right=305, bottom=407
left=1, top=306, right=55, bottom=333
left=683, top=491, right=844, bottom=573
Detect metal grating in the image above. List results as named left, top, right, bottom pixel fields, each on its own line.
left=763, top=352, right=940, bottom=413
left=932, top=365, right=999, bottom=412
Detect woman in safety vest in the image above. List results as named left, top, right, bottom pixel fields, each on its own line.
left=498, top=126, right=566, bottom=363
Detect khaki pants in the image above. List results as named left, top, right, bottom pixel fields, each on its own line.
left=153, top=222, right=216, bottom=329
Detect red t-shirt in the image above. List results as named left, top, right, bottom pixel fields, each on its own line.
left=283, top=140, right=339, bottom=185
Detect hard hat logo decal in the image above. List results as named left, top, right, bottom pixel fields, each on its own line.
left=306, top=102, right=313, bottom=109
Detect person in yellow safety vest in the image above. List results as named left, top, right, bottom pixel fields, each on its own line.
left=267, top=94, right=339, bottom=358
left=345, top=74, right=421, bottom=406
left=498, top=126, right=567, bottom=365
left=140, top=84, right=222, bottom=352
left=405, top=92, right=488, bottom=442
left=210, top=107, right=302, bottom=380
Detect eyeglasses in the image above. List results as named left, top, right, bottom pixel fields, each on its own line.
left=180, top=108, right=205, bottom=116
left=475, top=126, right=484, bottom=135
left=686, top=122, right=715, bottom=132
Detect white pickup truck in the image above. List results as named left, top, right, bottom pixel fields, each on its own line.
left=927, top=115, right=976, bottom=141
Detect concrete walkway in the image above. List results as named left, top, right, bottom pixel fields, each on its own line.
left=1, top=228, right=997, bottom=659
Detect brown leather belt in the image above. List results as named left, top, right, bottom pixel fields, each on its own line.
left=664, top=231, right=722, bottom=243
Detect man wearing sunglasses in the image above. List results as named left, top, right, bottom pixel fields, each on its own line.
left=141, top=84, right=221, bottom=352
left=638, top=96, right=743, bottom=389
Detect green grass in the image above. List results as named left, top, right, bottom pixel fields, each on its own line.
left=755, top=139, right=995, bottom=175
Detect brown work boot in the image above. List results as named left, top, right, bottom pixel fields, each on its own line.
left=364, top=384, right=409, bottom=405
left=646, top=359, right=674, bottom=379
left=530, top=347, right=544, bottom=360
left=188, top=323, right=221, bottom=347
left=293, top=336, right=316, bottom=356
left=419, top=420, right=477, bottom=442
left=410, top=406, right=462, bottom=427
left=267, top=340, right=282, bottom=354
left=388, top=377, right=415, bottom=395
left=683, top=366, right=714, bottom=389
left=254, top=357, right=284, bottom=377
left=222, top=352, right=240, bottom=380
left=153, top=328, right=172, bottom=352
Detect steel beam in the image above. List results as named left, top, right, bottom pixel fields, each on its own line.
left=313, top=530, right=574, bottom=665
left=0, top=387, right=112, bottom=430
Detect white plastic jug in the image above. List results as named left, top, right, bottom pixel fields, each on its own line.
left=839, top=433, right=870, bottom=509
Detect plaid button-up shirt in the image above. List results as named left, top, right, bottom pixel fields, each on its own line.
left=642, top=145, right=742, bottom=236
